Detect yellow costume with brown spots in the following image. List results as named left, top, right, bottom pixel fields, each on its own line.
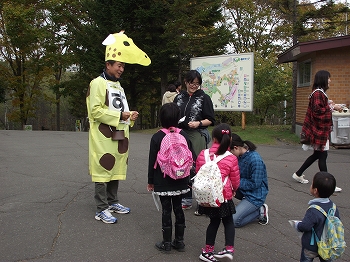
left=86, top=32, right=150, bottom=182
left=87, top=77, right=133, bottom=182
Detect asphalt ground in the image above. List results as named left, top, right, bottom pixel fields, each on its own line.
left=0, top=130, right=349, bottom=262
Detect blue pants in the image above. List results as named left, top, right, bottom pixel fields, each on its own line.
left=300, top=247, right=332, bottom=262
left=232, top=198, right=260, bottom=228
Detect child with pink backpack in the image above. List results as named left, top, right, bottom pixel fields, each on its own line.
left=147, top=103, right=196, bottom=253
left=195, top=123, right=240, bottom=262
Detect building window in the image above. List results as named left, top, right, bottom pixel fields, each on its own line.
left=298, top=61, right=311, bottom=87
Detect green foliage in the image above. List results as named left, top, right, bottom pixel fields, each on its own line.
left=254, top=53, right=293, bottom=124
left=276, top=0, right=350, bottom=42
left=60, top=0, right=230, bottom=125
left=0, top=62, right=8, bottom=103
left=223, top=0, right=290, bottom=54
left=0, top=1, right=58, bottom=126
left=223, top=1, right=294, bottom=125
left=0, top=0, right=348, bottom=130
left=230, top=124, right=299, bottom=145
left=59, top=73, right=89, bottom=119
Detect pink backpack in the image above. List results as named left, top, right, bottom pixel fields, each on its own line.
left=154, top=127, right=193, bottom=180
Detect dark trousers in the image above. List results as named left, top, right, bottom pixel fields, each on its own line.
left=159, top=195, right=185, bottom=228
left=206, top=215, right=235, bottom=247
left=296, top=150, right=328, bottom=176
left=94, top=181, right=119, bottom=212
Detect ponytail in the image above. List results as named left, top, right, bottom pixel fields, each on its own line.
left=212, top=123, right=232, bottom=155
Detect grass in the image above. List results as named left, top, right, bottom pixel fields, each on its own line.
left=133, top=125, right=300, bottom=145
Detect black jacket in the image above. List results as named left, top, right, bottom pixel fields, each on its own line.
left=173, top=89, right=215, bottom=130
left=147, top=129, right=196, bottom=193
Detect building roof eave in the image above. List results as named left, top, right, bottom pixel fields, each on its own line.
left=277, top=35, right=350, bottom=64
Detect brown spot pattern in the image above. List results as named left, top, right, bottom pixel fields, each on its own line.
left=99, top=153, right=115, bottom=171
left=99, top=123, right=113, bottom=138
left=118, top=138, right=129, bottom=154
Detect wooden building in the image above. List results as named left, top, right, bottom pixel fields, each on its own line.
left=278, top=35, right=350, bottom=135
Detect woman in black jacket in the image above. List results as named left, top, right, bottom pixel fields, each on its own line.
left=174, top=70, right=215, bottom=211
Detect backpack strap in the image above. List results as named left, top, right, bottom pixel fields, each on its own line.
left=308, top=203, right=336, bottom=246
left=308, top=203, right=336, bottom=217
left=308, top=204, right=327, bottom=217
left=214, top=151, right=232, bottom=163
left=203, top=149, right=232, bottom=187
left=204, top=149, right=232, bottom=163
left=218, top=151, right=233, bottom=188
left=161, top=127, right=180, bottom=134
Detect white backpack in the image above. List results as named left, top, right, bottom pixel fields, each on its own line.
left=192, top=149, right=232, bottom=207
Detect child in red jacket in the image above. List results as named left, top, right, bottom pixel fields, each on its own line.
left=196, top=123, right=240, bottom=262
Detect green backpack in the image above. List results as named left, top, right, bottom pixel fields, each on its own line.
left=309, top=203, right=346, bottom=260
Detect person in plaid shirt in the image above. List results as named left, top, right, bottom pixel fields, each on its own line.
left=292, top=70, right=343, bottom=192
left=230, top=134, right=269, bottom=227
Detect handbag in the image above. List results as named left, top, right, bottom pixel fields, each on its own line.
left=112, top=130, right=125, bottom=141
left=300, top=132, right=310, bottom=145
left=109, top=126, right=125, bottom=141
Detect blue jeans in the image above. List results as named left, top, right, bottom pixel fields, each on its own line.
left=232, top=198, right=260, bottom=228
left=181, top=189, right=193, bottom=206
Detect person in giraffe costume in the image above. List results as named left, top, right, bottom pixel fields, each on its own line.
left=86, top=31, right=151, bottom=223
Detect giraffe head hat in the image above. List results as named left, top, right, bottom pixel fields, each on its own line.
left=102, top=31, right=151, bottom=66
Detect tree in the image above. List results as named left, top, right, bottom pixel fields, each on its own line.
left=43, top=0, right=77, bottom=130
left=59, top=0, right=231, bottom=128
left=0, top=1, right=55, bottom=127
left=222, top=0, right=294, bottom=125
left=223, top=0, right=291, bottom=54
left=296, top=1, right=350, bottom=41
left=254, top=53, right=293, bottom=124
left=163, top=0, right=231, bottom=78
left=0, top=61, right=7, bottom=103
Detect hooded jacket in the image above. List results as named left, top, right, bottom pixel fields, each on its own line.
left=195, top=142, right=240, bottom=201
left=162, top=91, right=178, bottom=105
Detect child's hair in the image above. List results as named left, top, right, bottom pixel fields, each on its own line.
left=312, top=171, right=336, bottom=198
left=212, top=123, right=232, bottom=155
left=230, top=133, right=257, bottom=151
left=166, top=84, right=177, bottom=92
left=174, top=80, right=182, bottom=88
left=159, top=103, right=180, bottom=128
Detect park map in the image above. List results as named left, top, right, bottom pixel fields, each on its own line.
left=191, top=53, right=254, bottom=111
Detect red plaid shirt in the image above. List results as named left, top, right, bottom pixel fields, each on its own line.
left=301, top=89, right=332, bottom=150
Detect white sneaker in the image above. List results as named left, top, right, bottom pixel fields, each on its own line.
left=334, top=186, right=342, bottom=192
left=95, top=209, right=117, bottom=224
left=258, top=204, right=269, bottom=225
left=292, top=173, right=309, bottom=184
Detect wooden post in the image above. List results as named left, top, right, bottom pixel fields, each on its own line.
left=241, top=112, right=246, bottom=130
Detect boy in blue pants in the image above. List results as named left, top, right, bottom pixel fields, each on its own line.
left=293, top=172, right=341, bottom=262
